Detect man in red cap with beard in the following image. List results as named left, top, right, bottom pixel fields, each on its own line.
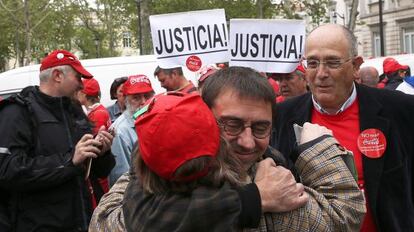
left=109, top=74, right=155, bottom=186
left=0, top=49, right=115, bottom=231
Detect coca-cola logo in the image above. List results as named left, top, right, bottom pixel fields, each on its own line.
left=357, top=129, right=386, bottom=159
left=129, top=75, right=150, bottom=85
left=362, top=138, right=379, bottom=145
left=186, top=55, right=202, bottom=72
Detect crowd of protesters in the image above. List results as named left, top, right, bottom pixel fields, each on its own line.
left=0, top=23, right=413, bottom=232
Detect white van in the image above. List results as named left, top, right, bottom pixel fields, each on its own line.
left=361, top=54, right=414, bottom=75
left=0, top=55, right=198, bottom=106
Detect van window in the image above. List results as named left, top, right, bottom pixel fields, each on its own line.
left=0, top=92, right=19, bottom=100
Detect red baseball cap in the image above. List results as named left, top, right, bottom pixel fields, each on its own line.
left=40, top=50, right=93, bottom=78
left=82, top=78, right=100, bottom=96
left=135, top=93, right=220, bottom=181
left=123, top=74, right=154, bottom=95
left=383, top=57, right=408, bottom=74
left=295, top=63, right=306, bottom=74
left=198, top=65, right=219, bottom=83
left=267, top=77, right=279, bottom=95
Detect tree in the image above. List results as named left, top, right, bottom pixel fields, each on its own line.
left=302, top=0, right=330, bottom=27
left=0, top=0, right=15, bottom=70
left=348, top=0, right=359, bottom=31
left=0, top=0, right=62, bottom=65
left=0, top=0, right=79, bottom=66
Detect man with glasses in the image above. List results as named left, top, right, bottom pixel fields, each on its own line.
left=0, top=50, right=115, bottom=231
left=89, top=66, right=365, bottom=231
left=272, top=24, right=414, bottom=231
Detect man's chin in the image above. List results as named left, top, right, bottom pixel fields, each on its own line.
left=236, top=153, right=258, bottom=170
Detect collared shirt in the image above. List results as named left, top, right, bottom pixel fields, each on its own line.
left=108, top=111, right=137, bottom=186
left=312, top=83, right=357, bottom=115
left=86, top=103, right=101, bottom=115
left=177, top=81, right=197, bottom=94
left=107, top=102, right=123, bottom=123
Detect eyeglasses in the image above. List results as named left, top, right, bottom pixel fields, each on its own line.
left=217, top=118, right=271, bottom=139
left=302, top=57, right=352, bottom=69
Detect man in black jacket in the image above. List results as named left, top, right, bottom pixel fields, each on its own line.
left=272, top=24, right=414, bottom=231
left=0, top=49, right=115, bottom=232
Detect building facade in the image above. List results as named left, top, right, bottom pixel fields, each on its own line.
left=330, top=0, right=414, bottom=58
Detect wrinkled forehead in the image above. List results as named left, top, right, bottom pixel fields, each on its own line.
left=213, top=87, right=274, bottom=115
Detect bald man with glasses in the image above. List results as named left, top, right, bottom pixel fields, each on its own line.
left=272, top=24, right=414, bottom=232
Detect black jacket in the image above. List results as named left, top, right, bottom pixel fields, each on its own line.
left=0, top=86, right=115, bottom=232
left=271, top=84, right=414, bottom=232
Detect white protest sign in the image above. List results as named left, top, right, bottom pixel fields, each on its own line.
left=229, top=19, right=305, bottom=73
left=150, top=9, right=228, bottom=71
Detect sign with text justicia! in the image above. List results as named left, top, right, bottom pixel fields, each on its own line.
left=150, top=9, right=228, bottom=71
left=229, top=19, right=305, bottom=73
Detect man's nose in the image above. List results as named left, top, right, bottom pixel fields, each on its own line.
left=137, top=95, right=146, bottom=103
left=279, top=79, right=288, bottom=86
left=237, top=127, right=255, bottom=150
left=315, top=64, right=330, bottom=78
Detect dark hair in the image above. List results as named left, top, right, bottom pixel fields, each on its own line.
left=110, top=76, right=128, bottom=100
left=154, top=66, right=184, bottom=76
left=86, top=92, right=101, bottom=103
left=201, top=66, right=276, bottom=118
left=386, top=70, right=404, bottom=81
left=135, top=137, right=247, bottom=194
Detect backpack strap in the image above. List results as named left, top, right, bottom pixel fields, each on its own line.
left=0, top=94, right=39, bottom=152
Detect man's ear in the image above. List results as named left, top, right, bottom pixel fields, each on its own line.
left=171, top=70, right=180, bottom=79
left=353, top=56, right=364, bottom=70
left=52, top=69, right=64, bottom=83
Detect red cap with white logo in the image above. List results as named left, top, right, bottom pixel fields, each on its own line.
left=123, top=74, right=154, bottom=95
left=40, top=50, right=93, bottom=78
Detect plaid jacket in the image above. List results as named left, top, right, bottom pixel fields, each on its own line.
left=245, top=136, right=366, bottom=232
left=89, top=136, right=365, bottom=232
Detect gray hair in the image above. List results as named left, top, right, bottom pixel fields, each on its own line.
left=341, top=25, right=358, bottom=57
left=39, top=65, right=72, bottom=83
left=124, top=98, right=135, bottom=118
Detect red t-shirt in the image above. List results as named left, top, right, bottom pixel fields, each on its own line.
left=86, top=103, right=111, bottom=208
left=88, top=104, right=111, bottom=135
